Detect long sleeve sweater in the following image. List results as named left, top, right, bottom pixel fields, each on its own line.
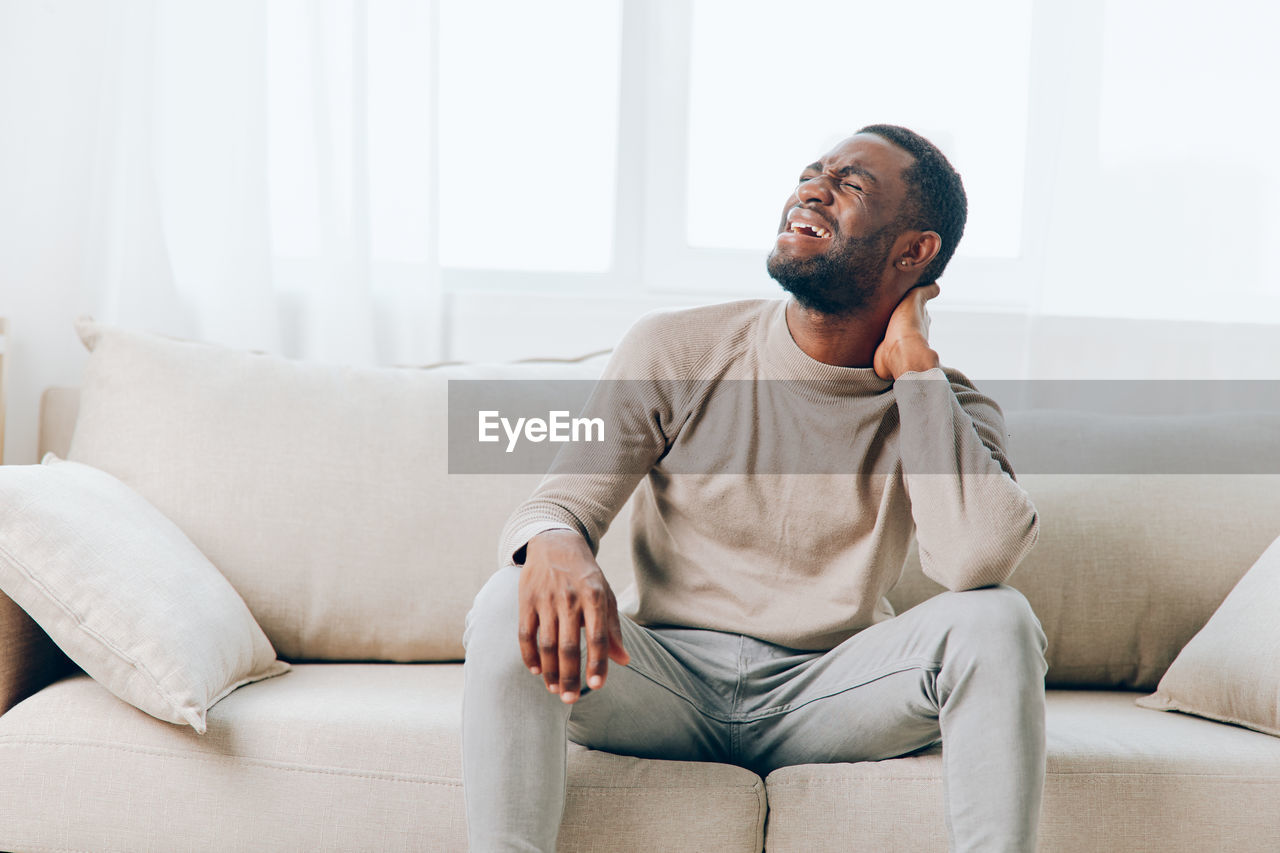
left=499, top=298, right=1039, bottom=651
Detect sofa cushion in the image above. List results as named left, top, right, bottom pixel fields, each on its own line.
left=1137, top=532, right=1280, bottom=735
left=0, top=664, right=765, bottom=853
left=66, top=319, right=626, bottom=662
left=0, top=455, right=288, bottom=733
left=763, top=690, right=1280, bottom=852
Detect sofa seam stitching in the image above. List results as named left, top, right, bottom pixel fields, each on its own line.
left=0, top=736, right=763, bottom=792
left=0, top=735, right=460, bottom=787
left=765, top=771, right=1280, bottom=783
left=565, top=785, right=760, bottom=792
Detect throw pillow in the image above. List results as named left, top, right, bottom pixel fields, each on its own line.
left=1136, top=533, right=1280, bottom=735
left=0, top=455, right=289, bottom=732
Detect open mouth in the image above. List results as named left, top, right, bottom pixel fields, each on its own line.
left=787, top=222, right=831, bottom=239
left=783, top=210, right=833, bottom=240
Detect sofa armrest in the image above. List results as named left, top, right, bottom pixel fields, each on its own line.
left=1, top=590, right=72, bottom=716
left=39, top=386, right=81, bottom=461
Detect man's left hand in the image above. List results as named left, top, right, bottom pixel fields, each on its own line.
left=873, top=282, right=942, bottom=380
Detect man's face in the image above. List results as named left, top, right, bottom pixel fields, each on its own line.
left=766, top=133, right=917, bottom=315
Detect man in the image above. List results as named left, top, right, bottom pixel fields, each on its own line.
left=462, top=124, right=1047, bottom=852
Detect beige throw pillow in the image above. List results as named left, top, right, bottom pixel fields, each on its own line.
left=0, top=455, right=289, bottom=732
left=1136, top=533, right=1280, bottom=735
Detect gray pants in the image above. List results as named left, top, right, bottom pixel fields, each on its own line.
left=462, top=566, right=1048, bottom=852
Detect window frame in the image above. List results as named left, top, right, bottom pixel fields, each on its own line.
left=437, top=0, right=1095, bottom=316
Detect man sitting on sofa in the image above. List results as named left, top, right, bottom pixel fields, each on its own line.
left=462, top=124, right=1047, bottom=853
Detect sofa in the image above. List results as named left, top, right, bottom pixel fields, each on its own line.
left=2, top=318, right=1280, bottom=852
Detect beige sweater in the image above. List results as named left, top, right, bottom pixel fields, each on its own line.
left=500, top=298, right=1039, bottom=651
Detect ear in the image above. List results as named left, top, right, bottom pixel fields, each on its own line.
left=893, top=231, right=941, bottom=275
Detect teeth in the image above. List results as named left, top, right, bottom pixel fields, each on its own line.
left=790, top=222, right=830, bottom=238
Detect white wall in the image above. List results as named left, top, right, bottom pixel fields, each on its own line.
left=8, top=278, right=1280, bottom=466
left=452, top=293, right=1280, bottom=382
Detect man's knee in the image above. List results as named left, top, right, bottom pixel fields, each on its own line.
left=938, top=585, right=1047, bottom=663
left=463, top=565, right=522, bottom=658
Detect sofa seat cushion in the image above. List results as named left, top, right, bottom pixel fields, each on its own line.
left=763, top=690, right=1280, bottom=853
left=0, top=663, right=765, bottom=853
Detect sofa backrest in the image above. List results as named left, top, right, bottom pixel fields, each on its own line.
left=45, top=322, right=1280, bottom=685
left=37, top=386, right=80, bottom=463
left=61, top=319, right=630, bottom=663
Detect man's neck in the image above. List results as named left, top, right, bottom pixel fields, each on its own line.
left=784, top=298, right=888, bottom=368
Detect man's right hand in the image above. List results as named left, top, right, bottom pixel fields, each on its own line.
left=518, top=530, right=630, bottom=704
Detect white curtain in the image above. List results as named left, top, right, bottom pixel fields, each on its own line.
left=4, top=0, right=1279, bottom=467
left=15, top=0, right=442, bottom=367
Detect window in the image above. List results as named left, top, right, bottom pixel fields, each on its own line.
left=685, top=0, right=1032, bottom=261
left=268, top=0, right=1280, bottom=326
left=438, top=0, right=623, bottom=272
left=1034, top=0, right=1280, bottom=323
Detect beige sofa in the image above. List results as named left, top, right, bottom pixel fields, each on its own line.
left=2, top=321, right=1280, bottom=852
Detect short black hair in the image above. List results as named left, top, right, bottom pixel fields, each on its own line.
left=857, top=124, right=967, bottom=283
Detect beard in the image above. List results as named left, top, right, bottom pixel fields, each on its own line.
left=766, top=223, right=898, bottom=316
